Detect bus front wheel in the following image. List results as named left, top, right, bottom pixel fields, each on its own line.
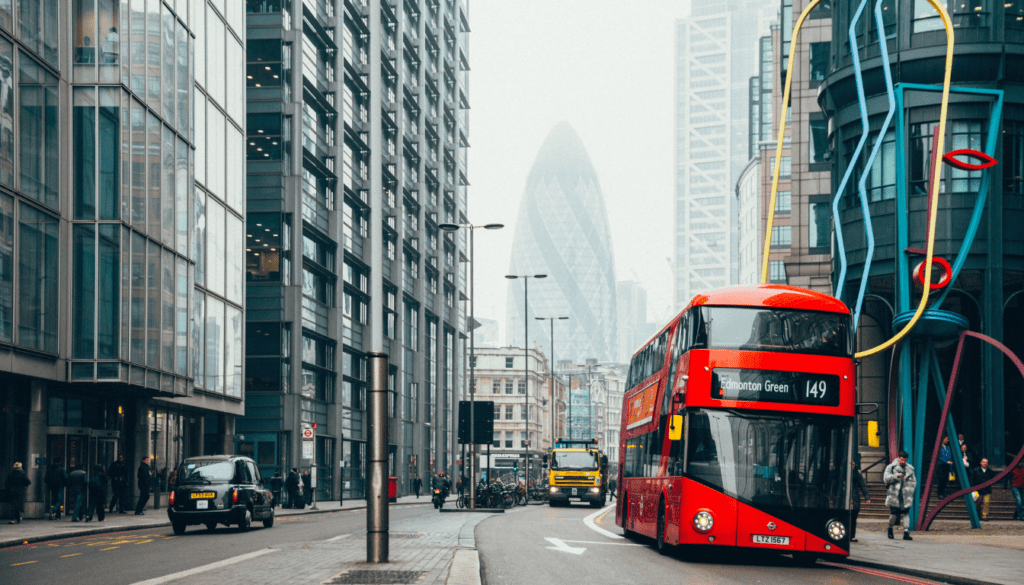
left=622, top=496, right=637, bottom=541
left=656, top=503, right=671, bottom=556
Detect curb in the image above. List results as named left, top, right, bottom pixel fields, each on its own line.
left=837, top=558, right=1004, bottom=585
left=0, top=501, right=429, bottom=550
left=439, top=508, right=505, bottom=514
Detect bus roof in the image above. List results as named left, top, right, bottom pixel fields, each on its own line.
left=687, top=284, right=850, bottom=315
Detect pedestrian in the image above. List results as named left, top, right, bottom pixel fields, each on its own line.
left=107, top=454, right=127, bottom=514
left=44, top=461, right=67, bottom=519
left=958, top=433, right=965, bottom=448
left=1010, top=460, right=1024, bottom=521
left=884, top=450, right=916, bottom=541
left=286, top=468, right=301, bottom=509
left=971, top=458, right=995, bottom=521
left=68, top=465, right=88, bottom=522
left=86, top=465, right=107, bottom=522
left=850, top=460, right=871, bottom=542
left=302, top=470, right=313, bottom=505
left=4, top=462, right=31, bottom=524
left=961, top=444, right=971, bottom=471
left=937, top=436, right=954, bottom=496
left=412, top=475, right=422, bottom=498
left=608, top=476, right=617, bottom=501
left=270, top=471, right=283, bottom=508
left=134, top=456, right=151, bottom=515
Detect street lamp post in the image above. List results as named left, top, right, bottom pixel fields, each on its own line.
left=535, top=316, right=568, bottom=449
left=439, top=222, right=502, bottom=509
left=506, top=273, right=547, bottom=487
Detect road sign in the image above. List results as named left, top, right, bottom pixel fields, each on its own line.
left=302, top=439, right=314, bottom=459
left=302, top=428, right=314, bottom=439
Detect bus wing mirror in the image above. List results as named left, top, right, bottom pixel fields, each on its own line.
left=672, top=392, right=684, bottom=404
left=668, top=415, right=684, bottom=441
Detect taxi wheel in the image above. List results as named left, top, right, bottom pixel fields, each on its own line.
left=239, top=508, right=252, bottom=532
left=172, top=522, right=186, bottom=535
left=205, top=522, right=216, bottom=532
left=263, top=513, right=274, bottom=529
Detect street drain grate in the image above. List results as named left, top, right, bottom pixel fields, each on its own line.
left=387, top=532, right=423, bottom=539
left=322, top=570, right=427, bottom=584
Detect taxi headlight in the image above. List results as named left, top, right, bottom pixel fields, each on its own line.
left=826, top=519, right=846, bottom=541
left=693, top=510, right=714, bottom=532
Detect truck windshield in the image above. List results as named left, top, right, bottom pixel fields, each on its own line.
left=704, top=306, right=853, bottom=357
left=685, top=408, right=850, bottom=511
left=177, top=460, right=234, bottom=484
left=552, top=452, right=599, bottom=471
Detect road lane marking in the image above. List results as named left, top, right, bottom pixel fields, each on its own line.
left=594, top=507, right=614, bottom=524
left=101, top=547, right=119, bottom=551
left=326, top=534, right=351, bottom=541
left=60, top=553, right=82, bottom=558
left=135, top=540, right=153, bottom=544
left=582, top=504, right=623, bottom=540
left=545, top=537, right=586, bottom=555
left=129, top=548, right=278, bottom=585
left=12, top=561, right=38, bottom=566
left=560, top=540, right=644, bottom=546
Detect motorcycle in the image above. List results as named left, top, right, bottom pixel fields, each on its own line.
left=432, top=487, right=446, bottom=509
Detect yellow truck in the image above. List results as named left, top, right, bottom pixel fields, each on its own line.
left=546, top=439, right=608, bottom=508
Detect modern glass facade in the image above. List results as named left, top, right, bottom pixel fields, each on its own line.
left=506, top=122, right=617, bottom=364
left=240, top=0, right=470, bottom=501
left=0, top=0, right=246, bottom=518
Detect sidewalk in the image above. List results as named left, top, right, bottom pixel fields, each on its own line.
left=842, top=519, right=1024, bottom=585
left=0, top=494, right=433, bottom=550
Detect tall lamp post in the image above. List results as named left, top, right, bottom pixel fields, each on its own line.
left=535, top=316, right=568, bottom=449
left=439, top=222, right=503, bottom=509
left=506, top=273, right=547, bottom=487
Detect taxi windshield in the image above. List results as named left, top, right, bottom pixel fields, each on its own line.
left=552, top=452, right=599, bottom=471
left=177, top=460, right=235, bottom=484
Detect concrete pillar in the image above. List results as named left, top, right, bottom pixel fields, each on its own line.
left=25, top=380, right=48, bottom=518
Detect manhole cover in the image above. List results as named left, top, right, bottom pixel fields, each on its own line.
left=323, top=570, right=427, bottom=584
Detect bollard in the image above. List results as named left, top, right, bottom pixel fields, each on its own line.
left=367, top=352, right=390, bottom=563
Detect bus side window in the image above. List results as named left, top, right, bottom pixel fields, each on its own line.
left=645, top=431, right=661, bottom=477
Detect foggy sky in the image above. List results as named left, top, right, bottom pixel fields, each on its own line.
left=468, top=0, right=692, bottom=347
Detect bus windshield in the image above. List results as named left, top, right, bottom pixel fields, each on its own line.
left=685, top=408, right=850, bottom=511
left=552, top=451, right=599, bottom=471
left=705, top=307, right=853, bottom=357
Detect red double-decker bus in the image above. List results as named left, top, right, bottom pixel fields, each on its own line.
left=615, top=285, right=855, bottom=561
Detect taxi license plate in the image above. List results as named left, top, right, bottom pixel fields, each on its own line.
left=753, top=535, right=790, bottom=545
left=196, top=500, right=209, bottom=510
left=571, top=488, right=577, bottom=496
left=190, top=492, right=215, bottom=499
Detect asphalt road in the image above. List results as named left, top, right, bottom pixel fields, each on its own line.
left=1, top=504, right=434, bottom=585
left=475, top=501, right=946, bottom=585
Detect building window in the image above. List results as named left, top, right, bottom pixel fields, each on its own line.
left=19, top=52, right=60, bottom=210
left=809, top=42, right=829, bottom=85
left=1004, top=121, right=1024, bottom=194
left=809, top=203, right=832, bottom=249
left=492, top=431, right=500, bottom=448
left=775, top=191, right=792, bottom=213
left=247, top=113, right=283, bottom=161
left=913, top=0, right=946, bottom=33
left=950, top=121, right=985, bottom=193
left=520, top=406, right=526, bottom=420
left=505, top=357, right=514, bottom=368
left=518, top=380, right=526, bottom=395
left=809, top=118, right=829, bottom=165
left=770, top=156, right=792, bottom=178
left=505, top=380, right=513, bottom=394
left=504, top=431, right=513, bottom=448
left=951, top=0, right=989, bottom=28
left=19, top=203, right=58, bottom=353
left=492, top=380, right=501, bottom=394
left=909, top=122, right=938, bottom=196
left=770, top=225, right=791, bottom=248
left=866, top=130, right=896, bottom=202
left=769, top=260, right=787, bottom=284
left=870, top=0, right=897, bottom=38
left=247, top=213, right=284, bottom=282
left=505, top=405, right=513, bottom=420
left=1010, top=1, right=1024, bottom=29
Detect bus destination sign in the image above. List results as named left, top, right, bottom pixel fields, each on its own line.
left=711, top=368, right=840, bottom=406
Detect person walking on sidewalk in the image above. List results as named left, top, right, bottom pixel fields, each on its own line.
left=45, top=461, right=67, bottom=519
left=107, top=454, right=127, bottom=514
left=134, top=457, right=151, bottom=515
left=884, top=451, right=916, bottom=540
left=86, top=465, right=107, bottom=522
left=302, top=470, right=313, bottom=505
left=1010, top=460, right=1024, bottom=521
left=937, top=436, right=955, bottom=496
left=270, top=471, right=283, bottom=508
left=4, top=462, right=31, bottom=524
left=851, top=460, right=871, bottom=542
left=971, top=458, right=995, bottom=521
left=286, top=468, right=302, bottom=509
left=412, top=475, right=422, bottom=498
left=68, top=465, right=88, bottom=522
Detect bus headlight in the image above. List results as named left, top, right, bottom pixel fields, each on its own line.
left=550, top=487, right=558, bottom=493
left=591, top=487, right=600, bottom=493
left=826, top=520, right=846, bottom=541
left=693, top=511, right=714, bottom=532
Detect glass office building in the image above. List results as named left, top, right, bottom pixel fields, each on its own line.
left=240, top=0, right=470, bottom=500
left=0, top=0, right=246, bottom=518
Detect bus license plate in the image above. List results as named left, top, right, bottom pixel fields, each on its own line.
left=196, top=500, right=209, bottom=510
left=571, top=488, right=577, bottom=496
left=753, top=535, right=789, bottom=545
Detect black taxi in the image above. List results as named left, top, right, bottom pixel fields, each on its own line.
left=167, top=455, right=275, bottom=534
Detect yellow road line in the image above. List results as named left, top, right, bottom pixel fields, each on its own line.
left=595, top=507, right=614, bottom=524
left=12, top=561, right=38, bottom=566
left=60, top=553, right=82, bottom=558
left=136, top=539, right=153, bottom=544
left=164, top=536, right=177, bottom=540
left=100, top=547, right=119, bottom=551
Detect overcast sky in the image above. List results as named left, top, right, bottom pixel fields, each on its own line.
left=466, top=0, right=693, bottom=343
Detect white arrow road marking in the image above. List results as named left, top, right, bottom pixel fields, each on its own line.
left=545, top=537, right=587, bottom=555
left=560, top=540, right=644, bottom=546
left=583, top=504, right=623, bottom=539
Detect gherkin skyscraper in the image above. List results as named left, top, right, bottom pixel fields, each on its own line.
left=507, top=123, right=617, bottom=363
